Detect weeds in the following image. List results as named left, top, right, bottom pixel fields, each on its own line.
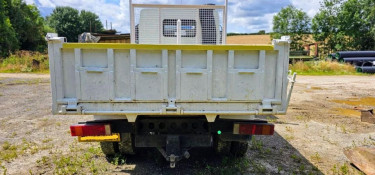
left=39, top=144, right=107, bottom=175
left=0, top=141, right=18, bottom=162
left=285, top=134, right=295, bottom=141
left=285, top=126, right=294, bottom=133
left=310, top=152, right=322, bottom=163
left=289, top=60, right=358, bottom=75
left=42, top=138, right=53, bottom=144
left=290, top=154, right=302, bottom=163
left=331, top=163, right=354, bottom=175
left=250, top=137, right=264, bottom=151
left=9, top=132, right=17, bottom=138
left=195, top=156, right=253, bottom=175
left=0, top=51, right=49, bottom=73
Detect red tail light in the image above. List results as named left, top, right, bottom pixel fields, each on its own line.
left=233, top=123, right=274, bottom=135
left=70, top=124, right=111, bottom=136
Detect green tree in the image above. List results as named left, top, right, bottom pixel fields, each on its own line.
left=7, top=0, right=46, bottom=51
left=272, top=5, right=311, bottom=50
left=313, top=0, right=375, bottom=54
left=312, top=0, right=343, bottom=54
left=0, top=0, right=18, bottom=58
left=338, top=0, right=375, bottom=50
left=80, top=10, right=103, bottom=33
left=48, top=6, right=82, bottom=42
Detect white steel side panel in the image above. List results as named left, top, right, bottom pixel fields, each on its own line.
left=135, top=50, right=164, bottom=101
left=264, top=51, right=278, bottom=99
left=180, top=50, right=208, bottom=101
left=114, top=50, right=131, bottom=100
left=212, top=50, right=228, bottom=99
left=61, top=49, right=76, bottom=98
left=229, top=51, right=261, bottom=101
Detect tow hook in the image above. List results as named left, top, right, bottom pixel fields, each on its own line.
left=157, top=135, right=191, bottom=168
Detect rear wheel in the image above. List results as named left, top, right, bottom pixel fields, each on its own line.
left=119, top=133, right=136, bottom=155
left=214, top=137, right=231, bottom=155
left=100, top=142, right=118, bottom=156
left=230, top=141, right=248, bottom=157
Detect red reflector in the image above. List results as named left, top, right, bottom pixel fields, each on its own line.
left=70, top=124, right=111, bottom=137
left=234, top=123, right=274, bottom=135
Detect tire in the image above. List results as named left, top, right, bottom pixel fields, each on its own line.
left=118, top=133, right=136, bottom=155
left=230, top=141, right=248, bottom=157
left=214, top=136, right=231, bottom=155
left=100, top=142, right=119, bottom=156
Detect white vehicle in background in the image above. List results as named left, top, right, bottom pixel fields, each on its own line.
left=46, top=0, right=295, bottom=168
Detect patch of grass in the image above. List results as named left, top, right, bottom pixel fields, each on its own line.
left=285, top=134, right=295, bottom=141
left=195, top=157, right=253, bottom=175
left=289, top=60, right=362, bottom=75
left=9, top=132, right=17, bottom=138
left=0, top=141, right=18, bottom=162
left=3, top=79, right=48, bottom=86
left=0, top=138, right=49, bottom=162
left=290, top=154, right=302, bottom=163
left=340, top=124, right=348, bottom=134
left=44, top=144, right=107, bottom=175
left=310, top=152, right=322, bottom=163
left=285, top=126, right=294, bottom=133
left=330, top=163, right=355, bottom=175
left=42, top=138, right=53, bottom=144
left=0, top=50, right=49, bottom=73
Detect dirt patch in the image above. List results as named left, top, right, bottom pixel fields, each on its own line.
left=0, top=74, right=375, bottom=174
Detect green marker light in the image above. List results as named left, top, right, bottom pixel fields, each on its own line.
left=217, top=130, right=222, bottom=135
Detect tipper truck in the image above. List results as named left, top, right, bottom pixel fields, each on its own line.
left=46, top=1, right=296, bottom=168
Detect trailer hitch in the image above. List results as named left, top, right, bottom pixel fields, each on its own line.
left=157, top=135, right=190, bottom=168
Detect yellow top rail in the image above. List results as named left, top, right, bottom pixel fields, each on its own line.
left=63, top=43, right=274, bottom=51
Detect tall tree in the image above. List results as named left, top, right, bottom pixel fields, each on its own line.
left=48, top=7, right=82, bottom=42
left=0, top=0, right=19, bottom=58
left=338, top=0, right=375, bottom=50
left=272, top=5, right=311, bottom=50
left=80, top=10, right=103, bottom=33
left=313, top=0, right=375, bottom=53
left=312, top=0, right=343, bottom=54
left=7, top=0, right=46, bottom=51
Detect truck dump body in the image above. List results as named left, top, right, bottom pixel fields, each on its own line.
left=48, top=37, right=292, bottom=122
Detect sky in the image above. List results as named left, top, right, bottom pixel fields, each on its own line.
left=24, top=0, right=322, bottom=33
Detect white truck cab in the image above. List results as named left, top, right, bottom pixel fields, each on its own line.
left=137, top=7, right=222, bottom=45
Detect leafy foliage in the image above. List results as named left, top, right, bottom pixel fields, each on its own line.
left=0, top=0, right=48, bottom=58
left=47, top=7, right=82, bottom=42
left=0, top=0, right=19, bottom=58
left=47, top=7, right=104, bottom=42
left=7, top=0, right=46, bottom=51
left=272, top=5, right=311, bottom=51
left=80, top=10, right=104, bottom=33
left=312, top=0, right=375, bottom=55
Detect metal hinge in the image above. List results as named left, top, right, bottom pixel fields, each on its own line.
left=259, top=99, right=277, bottom=113
left=59, top=99, right=81, bottom=114
left=161, top=99, right=181, bottom=114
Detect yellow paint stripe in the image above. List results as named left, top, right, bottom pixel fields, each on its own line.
left=78, top=133, right=120, bottom=142
left=63, top=43, right=274, bottom=51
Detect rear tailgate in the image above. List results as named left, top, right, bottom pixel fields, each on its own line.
left=47, top=35, right=292, bottom=122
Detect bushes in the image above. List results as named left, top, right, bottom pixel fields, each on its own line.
left=0, top=50, right=49, bottom=73
left=289, top=60, right=357, bottom=75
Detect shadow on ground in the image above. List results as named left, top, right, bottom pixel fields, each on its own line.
left=106, top=118, right=323, bottom=174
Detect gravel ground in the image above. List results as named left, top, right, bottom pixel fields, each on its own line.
left=0, top=73, right=374, bottom=174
